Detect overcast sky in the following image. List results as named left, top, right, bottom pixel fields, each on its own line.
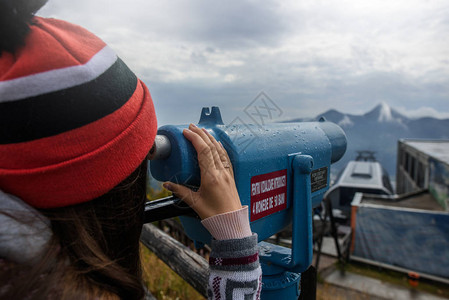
left=39, top=0, right=449, bottom=126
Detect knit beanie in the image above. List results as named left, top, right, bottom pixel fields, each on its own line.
left=0, top=17, right=157, bottom=208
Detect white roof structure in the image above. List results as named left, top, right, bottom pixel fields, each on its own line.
left=339, top=161, right=385, bottom=189
left=402, top=139, right=449, bottom=166
left=326, top=160, right=392, bottom=196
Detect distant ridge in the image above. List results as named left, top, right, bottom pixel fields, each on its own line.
left=283, top=102, right=449, bottom=177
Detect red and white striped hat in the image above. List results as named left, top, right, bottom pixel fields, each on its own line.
left=0, top=17, right=157, bottom=208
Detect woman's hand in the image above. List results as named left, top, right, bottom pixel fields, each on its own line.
left=163, top=123, right=242, bottom=220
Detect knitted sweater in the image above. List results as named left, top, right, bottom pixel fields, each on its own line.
left=208, top=235, right=262, bottom=300
left=202, top=207, right=262, bottom=299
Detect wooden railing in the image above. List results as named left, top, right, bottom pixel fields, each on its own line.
left=140, top=223, right=209, bottom=297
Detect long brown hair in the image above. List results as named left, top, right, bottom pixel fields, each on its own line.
left=0, top=162, right=148, bottom=300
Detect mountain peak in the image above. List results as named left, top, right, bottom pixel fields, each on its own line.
left=364, top=102, right=406, bottom=123
left=318, top=108, right=344, bottom=120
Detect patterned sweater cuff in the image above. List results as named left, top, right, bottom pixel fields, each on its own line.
left=201, top=206, right=252, bottom=240
left=209, top=234, right=259, bottom=271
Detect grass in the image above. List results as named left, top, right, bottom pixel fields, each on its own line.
left=140, top=245, right=205, bottom=300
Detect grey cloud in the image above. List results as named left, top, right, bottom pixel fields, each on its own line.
left=40, top=0, right=296, bottom=51
left=176, top=0, right=290, bottom=48
left=190, top=51, right=208, bottom=65
left=147, top=58, right=449, bottom=125
left=120, top=0, right=294, bottom=50
left=38, top=0, right=449, bottom=123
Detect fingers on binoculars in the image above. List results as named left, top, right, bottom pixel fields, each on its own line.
left=183, top=124, right=224, bottom=172
left=163, top=181, right=196, bottom=207
left=201, top=127, right=230, bottom=170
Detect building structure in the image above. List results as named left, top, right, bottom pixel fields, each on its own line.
left=325, top=151, right=393, bottom=219
left=396, top=139, right=449, bottom=210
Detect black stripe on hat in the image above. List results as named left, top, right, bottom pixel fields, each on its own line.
left=0, top=58, right=137, bottom=144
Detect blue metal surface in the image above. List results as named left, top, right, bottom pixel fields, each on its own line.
left=261, top=270, right=301, bottom=299
left=150, top=107, right=346, bottom=243
left=149, top=107, right=346, bottom=299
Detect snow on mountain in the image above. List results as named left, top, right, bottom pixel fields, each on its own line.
left=377, top=101, right=393, bottom=122
left=363, top=102, right=407, bottom=125
left=338, top=115, right=354, bottom=127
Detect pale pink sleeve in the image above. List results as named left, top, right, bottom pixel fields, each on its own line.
left=201, top=206, right=252, bottom=240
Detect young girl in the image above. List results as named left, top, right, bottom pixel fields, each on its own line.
left=0, top=0, right=261, bottom=299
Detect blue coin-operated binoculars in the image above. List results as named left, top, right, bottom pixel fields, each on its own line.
left=146, top=107, right=346, bottom=299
